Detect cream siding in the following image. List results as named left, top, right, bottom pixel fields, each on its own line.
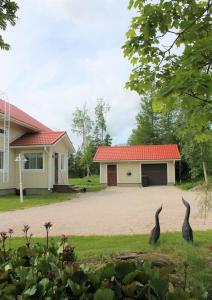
left=117, top=162, right=140, bottom=184
left=167, top=161, right=175, bottom=184
left=14, top=148, right=48, bottom=189
left=0, top=121, right=28, bottom=189
left=100, top=163, right=107, bottom=184
left=100, top=160, right=176, bottom=185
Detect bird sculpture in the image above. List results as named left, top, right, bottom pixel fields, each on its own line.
left=182, top=197, right=193, bottom=242
left=149, top=205, right=162, bottom=245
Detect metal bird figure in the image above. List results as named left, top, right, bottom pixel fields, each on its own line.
left=149, top=205, right=163, bottom=245
left=182, top=197, right=193, bottom=242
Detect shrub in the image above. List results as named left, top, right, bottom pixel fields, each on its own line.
left=0, top=245, right=207, bottom=299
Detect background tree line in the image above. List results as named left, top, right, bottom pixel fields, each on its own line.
left=69, top=99, right=112, bottom=178
left=128, top=94, right=212, bottom=182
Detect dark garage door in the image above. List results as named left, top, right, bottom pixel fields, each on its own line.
left=141, top=164, right=167, bottom=186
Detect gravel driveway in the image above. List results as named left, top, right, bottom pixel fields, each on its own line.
left=0, top=186, right=211, bottom=236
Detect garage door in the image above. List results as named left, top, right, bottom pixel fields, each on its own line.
left=141, top=164, right=167, bottom=186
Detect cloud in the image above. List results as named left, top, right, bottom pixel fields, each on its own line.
left=0, top=0, right=139, bottom=148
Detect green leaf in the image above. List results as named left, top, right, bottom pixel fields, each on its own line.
left=115, top=262, right=136, bottom=280
left=24, top=285, right=37, bottom=296
left=94, top=288, right=115, bottom=300
left=150, top=277, right=169, bottom=298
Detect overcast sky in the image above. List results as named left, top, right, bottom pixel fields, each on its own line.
left=0, top=0, right=140, bottom=148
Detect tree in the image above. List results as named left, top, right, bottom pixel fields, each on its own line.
left=129, top=95, right=160, bottom=145
left=123, top=0, right=212, bottom=182
left=0, top=0, right=18, bottom=50
left=72, top=104, right=93, bottom=148
left=72, top=104, right=93, bottom=176
left=94, top=98, right=110, bottom=144
left=104, top=133, right=112, bottom=146
left=128, top=95, right=177, bottom=145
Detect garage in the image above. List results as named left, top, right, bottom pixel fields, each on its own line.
left=141, top=164, right=167, bottom=186
left=94, top=144, right=180, bottom=186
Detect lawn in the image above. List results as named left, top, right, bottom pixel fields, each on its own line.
left=8, top=230, right=212, bottom=291
left=69, top=175, right=106, bottom=192
left=0, top=192, right=76, bottom=212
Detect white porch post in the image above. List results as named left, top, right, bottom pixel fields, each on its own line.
left=48, top=147, right=52, bottom=190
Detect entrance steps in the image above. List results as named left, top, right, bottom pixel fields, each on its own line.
left=53, top=184, right=86, bottom=193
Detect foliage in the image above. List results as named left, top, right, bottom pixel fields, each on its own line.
left=124, top=0, right=212, bottom=142
left=177, top=182, right=197, bottom=191
left=3, top=231, right=212, bottom=293
left=94, top=98, right=110, bottom=144
left=69, top=151, right=85, bottom=178
left=72, top=104, right=93, bottom=148
left=0, top=234, right=208, bottom=299
left=197, top=182, right=212, bottom=224
left=179, top=134, right=212, bottom=180
left=0, top=192, right=76, bottom=212
left=128, top=94, right=178, bottom=145
left=71, top=99, right=112, bottom=177
left=0, top=0, right=18, bottom=50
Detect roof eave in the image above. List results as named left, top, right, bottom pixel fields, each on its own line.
left=93, top=158, right=181, bottom=162
left=0, top=113, right=45, bottom=133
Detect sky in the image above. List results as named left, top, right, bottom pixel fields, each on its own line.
left=0, top=0, right=140, bottom=148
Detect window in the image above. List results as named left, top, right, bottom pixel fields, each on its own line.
left=24, top=153, right=43, bottom=170
left=0, top=151, right=3, bottom=169
left=0, top=128, right=5, bottom=134
left=61, top=154, right=65, bottom=170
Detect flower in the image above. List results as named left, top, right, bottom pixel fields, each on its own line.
left=8, top=228, right=14, bottom=236
left=0, top=232, right=8, bottom=240
left=22, top=225, right=30, bottom=233
left=44, top=222, right=53, bottom=231
left=61, top=234, right=68, bottom=244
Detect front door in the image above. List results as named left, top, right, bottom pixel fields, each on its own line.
left=107, top=165, right=117, bottom=186
left=54, top=153, right=59, bottom=184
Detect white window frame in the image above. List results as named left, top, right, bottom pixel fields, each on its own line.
left=22, top=152, right=45, bottom=172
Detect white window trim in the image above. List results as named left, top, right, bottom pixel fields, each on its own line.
left=21, top=151, right=45, bottom=172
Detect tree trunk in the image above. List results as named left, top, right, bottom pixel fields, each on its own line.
left=203, top=161, right=208, bottom=185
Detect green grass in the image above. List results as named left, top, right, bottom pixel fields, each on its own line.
left=8, top=231, right=212, bottom=289
left=177, top=181, right=197, bottom=190
left=177, top=177, right=212, bottom=190
left=0, top=193, right=76, bottom=212
left=9, top=230, right=212, bottom=259
left=69, top=175, right=106, bottom=192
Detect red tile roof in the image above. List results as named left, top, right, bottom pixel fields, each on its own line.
left=10, top=131, right=66, bottom=146
left=93, top=145, right=180, bottom=161
left=0, top=99, right=51, bottom=132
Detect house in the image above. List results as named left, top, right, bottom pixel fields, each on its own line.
left=0, top=99, right=74, bottom=195
left=93, top=145, right=180, bottom=186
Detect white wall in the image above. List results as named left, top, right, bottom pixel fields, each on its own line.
left=100, top=160, right=176, bottom=185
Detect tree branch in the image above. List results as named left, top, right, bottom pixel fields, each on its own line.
left=159, top=2, right=212, bottom=66
left=185, top=92, right=212, bottom=105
